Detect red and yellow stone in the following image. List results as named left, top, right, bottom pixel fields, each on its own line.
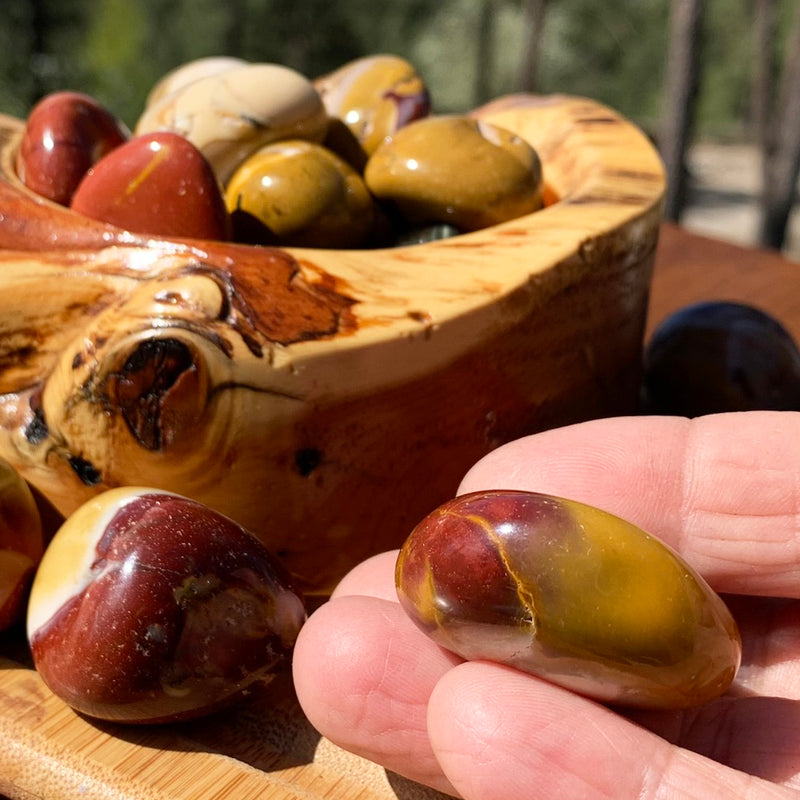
left=396, top=490, right=741, bottom=709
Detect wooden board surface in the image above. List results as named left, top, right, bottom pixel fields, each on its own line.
left=649, top=222, right=800, bottom=340
left=1, top=223, right=798, bottom=800
left=0, top=635, right=448, bottom=800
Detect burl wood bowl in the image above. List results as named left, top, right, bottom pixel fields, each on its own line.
left=0, top=94, right=664, bottom=593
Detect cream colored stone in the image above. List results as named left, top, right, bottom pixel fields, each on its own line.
left=136, top=63, right=329, bottom=185
left=145, top=56, right=247, bottom=108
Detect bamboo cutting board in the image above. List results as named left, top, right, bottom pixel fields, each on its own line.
left=0, top=633, right=448, bottom=800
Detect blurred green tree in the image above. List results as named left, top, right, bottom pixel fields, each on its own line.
left=661, top=0, right=705, bottom=223
left=0, top=0, right=796, bottom=248
left=756, top=0, right=800, bottom=248
left=0, top=0, right=779, bottom=135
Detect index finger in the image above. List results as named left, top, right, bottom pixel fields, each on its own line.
left=459, top=411, right=800, bottom=597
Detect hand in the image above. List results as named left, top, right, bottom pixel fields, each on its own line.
left=293, top=412, right=800, bottom=799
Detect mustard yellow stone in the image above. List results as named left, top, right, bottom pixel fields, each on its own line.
left=365, top=115, right=544, bottom=232
left=225, top=139, right=375, bottom=248
left=315, top=54, right=431, bottom=157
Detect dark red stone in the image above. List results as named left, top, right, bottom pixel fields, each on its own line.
left=29, top=492, right=305, bottom=723
left=70, top=132, right=231, bottom=240
left=396, top=491, right=572, bottom=628
left=17, top=91, right=129, bottom=206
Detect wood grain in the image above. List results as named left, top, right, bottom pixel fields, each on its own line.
left=0, top=646, right=447, bottom=800
left=649, top=222, right=800, bottom=340
left=0, top=95, right=664, bottom=594
left=0, top=224, right=798, bottom=798
left=0, top=93, right=671, bottom=799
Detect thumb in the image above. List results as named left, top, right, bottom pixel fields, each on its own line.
left=426, top=661, right=788, bottom=800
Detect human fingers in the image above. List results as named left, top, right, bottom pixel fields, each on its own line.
left=293, top=592, right=800, bottom=798
left=330, top=550, right=399, bottom=602
left=330, top=561, right=800, bottom=703
left=626, top=693, right=800, bottom=791
left=725, top=595, right=800, bottom=699
left=292, top=594, right=461, bottom=794
left=334, top=414, right=800, bottom=601
left=326, top=562, right=800, bottom=698
left=459, top=412, right=800, bottom=597
left=427, top=661, right=799, bottom=800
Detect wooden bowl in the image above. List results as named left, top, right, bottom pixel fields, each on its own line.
left=0, top=94, right=664, bottom=592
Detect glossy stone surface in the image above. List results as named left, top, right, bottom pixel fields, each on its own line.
left=16, top=91, right=129, bottom=206
left=70, top=132, right=230, bottom=240
left=365, top=115, right=544, bottom=231
left=396, top=490, right=741, bottom=709
left=643, top=301, right=800, bottom=416
left=0, top=459, right=44, bottom=631
left=394, top=222, right=462, bottom=247
left=225, top=139, right=375, bottom=248
left=27, top=488, right=306, bottom=723
left=145, top=56, right=246, bottom=108
left=136, top=63, right=328, bottom=185
left=315, top=54, right=431, bottom=158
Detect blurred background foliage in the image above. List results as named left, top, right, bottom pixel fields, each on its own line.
left=0, top=0, right=793, bottom=139
left=0, top=0, right=799, bottom=249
